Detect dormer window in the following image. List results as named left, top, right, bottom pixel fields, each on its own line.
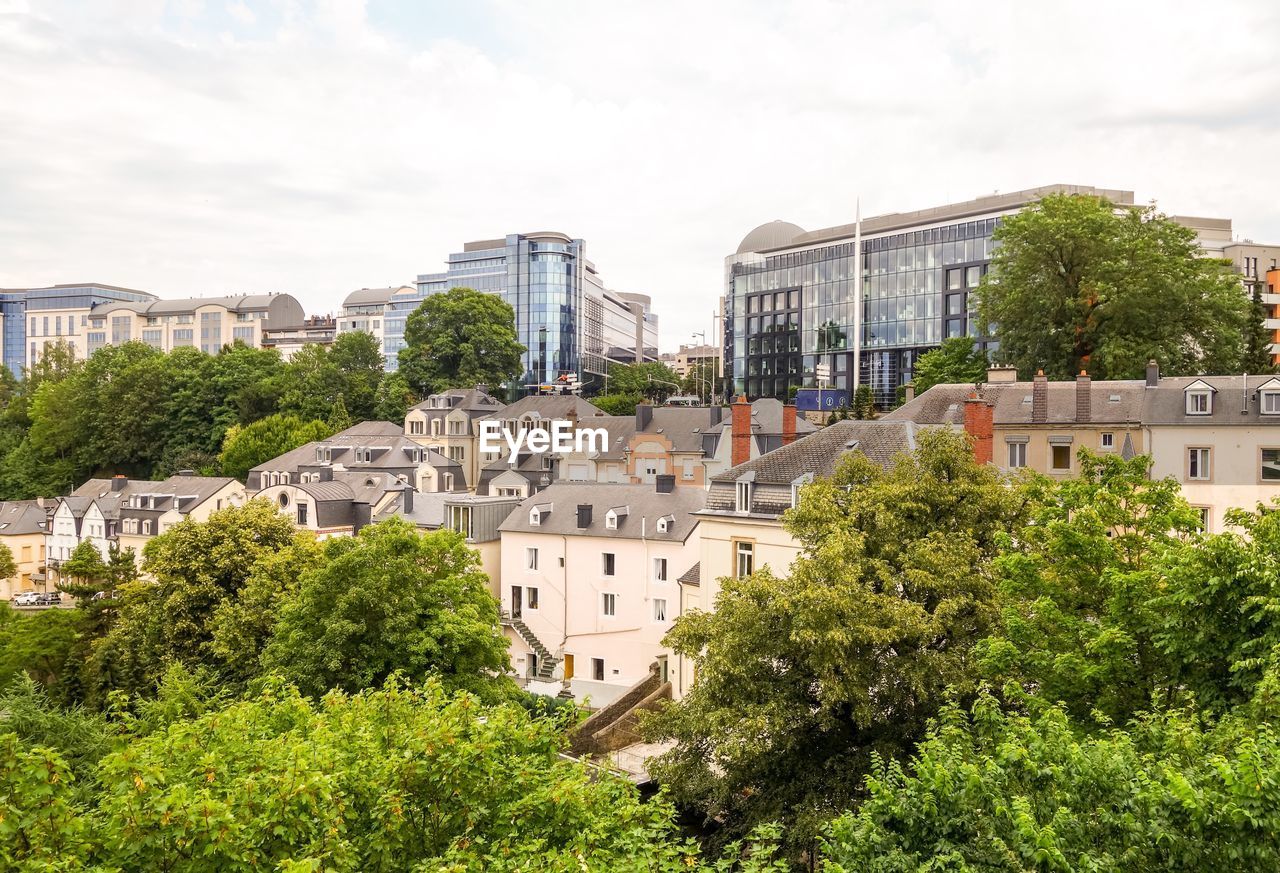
left=735, top=472, right=755, bottom=513
left=1258, top=378, right=1280, bottom=414
left=605, top=506, right=629, bottom=530
left=656, top=514, right=674, bottom=533
left=1184, top=380, right=1215, bottom=415
left=529, top=503, right=551, bottom=526
left=791, top=473, right=814, bottom=508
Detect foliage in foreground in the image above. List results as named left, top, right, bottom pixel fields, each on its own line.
left=0, top=676, right=788, bottom=873
left=823, top=691, right=1280, bottom=872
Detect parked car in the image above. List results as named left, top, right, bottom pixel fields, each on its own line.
left=12, top=591, right=40, bottom=606
left=37, top=591, right=63, bottom=606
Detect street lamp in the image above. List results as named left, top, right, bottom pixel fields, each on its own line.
left=692, top=331, right=709, bottom=404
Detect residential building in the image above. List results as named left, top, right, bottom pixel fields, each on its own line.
left=473, top=394, right=616, bottom=497
left=497, top=477, right=704, bottom=703
left=1267, top=268, right=1280, bottom=364
left=883, top=366, right=1146, bottom=478
left=0, top=283, right=158, bottom=376
left=86, top=293, right=305, bottom=357
left=261, top=315, right=337, bottom=360
left=726, top=185, right=1276, bottom=405
left=403, top=387, right=508, bottom=489
left=384, top=491, right=521, bottom=598
left=663, top=342, right=722, bottom=381
left=338, top=286, right=414, bottom=358
left=394, top=232, right=659, bottom=388
left=47, top=474, right=244, bottom=580
left=0, top=501, right=52, bottom=599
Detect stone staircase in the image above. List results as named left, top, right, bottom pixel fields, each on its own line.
left=503, top=612, right=559, bottom=681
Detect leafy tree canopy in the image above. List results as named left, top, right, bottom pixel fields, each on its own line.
left=977, top=193, right=1255, bottom=380
left=910, top=336, right=988, bottom=394
left=219, top=413, right=332, bottom=480
left=605, top=361, right=682, bottom=402
left=397, top=287, right=525, bottom=395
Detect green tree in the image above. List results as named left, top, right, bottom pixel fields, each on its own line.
left=824, top=692, right=1280, bottom=872
left=852, top=384, right=874, bottom=419
left=680, top=360, right=720, bottom=403
left=219, top=413, right=332, bottom=480
left=329, top=330, right=385, bottom=420
left=398, top=287, right=525, bottom=395
left=90, top=501, right=305, bottom=698
left=0, top=604, right=81, bottom=698
left=977, top=452, right=1199, bottom=724
left=977, top=193, right=1253, bottom=379
left=648, top=429, right=1033, bottom=849
left=910, top=336, right=989, bottom=394
left=1244, top=283, right=1276, bottom=374
left=327, top=392, right=353, bottom=432
left=373, top=371, right=415, bottom=422
left=605, top=361, right=682, bottom=402
left=276, top=343, right=345, bottom=422
left=58, top=543, right=137, bottom=708
left=591, top=392, right=645, bottom=416
left=263, top=519, right=513, bottom=701
left=0, top=542, right=15, bottom=588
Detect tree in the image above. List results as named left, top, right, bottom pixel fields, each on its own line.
left=263, top=519, right=514, bottom=701
left=1244, top=283, right=1276, bottom=374
left=398, top=287, right=524, bottom=395
left=374, top=371, right=415, bottom=422
left=275, top=343, right=345, bottom=422
left=327, top=392, right=353, bottom=432
left=977, top=193, right=1254, bottom=380
left=977, top=452, right=1200, bottom=725
left=910, top=336, right=988, bottom=394
left=0, top=604, right=81, bottom=698
left=219, top=413, right=332, bottom=480
left=90, top=501, right=305, bottom=698
left=58, top=543, right=137, bottom=708
left=605, top=361, right=682, bottom=402
left=647, top=429, right=1033, bottom=850
left=823, top=692, right=1280, bottom=872
left=329, top=330, right=385, bottom=420
left=680, top=360, right=720, bottom=403
left=852, top=384, right=874, bottom=419
left=591, top=392, right=645, bottom=416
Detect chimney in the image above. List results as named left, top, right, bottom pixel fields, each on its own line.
left=782, top=403, right=797, bottom=446
left=111, top=475, right=128, bottom=492
left=636, top=403, right=653, bottom=432
left=987, top=365, right=1018, bottom=384
left=402, top=487, right=414, bottom=515
left=1145, top=360, right=1160, bottom=388
left=1032, top=370, right=1048, bottom=424
left=576, top=504, right=593, bottom=529
left=963, top=393, right=994, bottom=465
left=318, top=467, right=333, bottom=482
left=731, top=395, right=752, bottom=467
left=709, top=405, right=724, bottom=427
left=904, top=382, right=915, bottom=403
left=1075, top=370, right=1091, bottom=423
left=655, top=473, right=675, bottom=493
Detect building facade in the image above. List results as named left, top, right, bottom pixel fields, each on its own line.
left=337, top=286, right=414, bottom=356
left=261, top=315, right=337, bottom=361
left=392, top=232, right=658, bottom=388
left=0, top=283, right=158, bottom=375
left=726, top=185, right=1277, bottom=406
left=85, top=293, right=305, bottom=357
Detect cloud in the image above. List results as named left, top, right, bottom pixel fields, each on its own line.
left=0, top=0, right=1278, bottom=351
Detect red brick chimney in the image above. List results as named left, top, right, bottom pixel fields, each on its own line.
left=731, top=395, right=752, bottom=467
left=782, top=403, right=797, bottom=446
left=963, top=392, right=994, bottom=465
left=1031, top=370, right=1048, bottom=424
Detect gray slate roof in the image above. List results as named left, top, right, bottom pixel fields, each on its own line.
left=499, top=482, right=705, bottom=542
left=410, top=387, right=506, bottom=414
left=0, top=501, right=49, bottom=536
left=1142, top=375, right=1280, bottom=426
left=481, top=394, right=605, bottom=421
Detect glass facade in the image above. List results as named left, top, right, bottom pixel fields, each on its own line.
left=394, top=233, right=658, bottom=389
left=727, top=216, right=999, bottom=406
left=0, top=284, right=156, bottom=376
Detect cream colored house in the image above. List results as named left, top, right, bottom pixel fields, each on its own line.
left=497, top=478, right=704, bottom=705
left=82, top=293, right=304, bottom=358
left=0, top=501, right=50, bottom=599
left=404, top=388, right=507, bottom=490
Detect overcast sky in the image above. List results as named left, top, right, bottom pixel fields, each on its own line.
left=2, top=0, right=1278, bottom=351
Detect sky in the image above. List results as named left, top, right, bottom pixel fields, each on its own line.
left=1, top=0, right=1278, bottom=352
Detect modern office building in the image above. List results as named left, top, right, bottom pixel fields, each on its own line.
left=337, top=286, right=414, bottom=354
left=0, top=283, right=158, bottom=375
left=726, top=185, right=1278, bottom=405
left=392, top=232, right=658, bottom=390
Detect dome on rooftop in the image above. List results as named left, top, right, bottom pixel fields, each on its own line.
left=736, top=220, right=805, bottom=255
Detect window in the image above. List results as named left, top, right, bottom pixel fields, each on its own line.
left=682, top=460, right=695, bottom=480
left=297, top=503, right=309, bottom=525
left=1007, top=441, right=1027, bottom=469
left=736, top=480, right=752, bottom=512
left=441, top=473, right=453, bottom=491
left=448, top=505, right=473, bottom=538
left=946, top=268, right=962, bottom=290
left=654, top=557, right=667, bottom=581
left=601, top=592, right=616, bottom=616
left=1051, top=444, right=1071, bottom=471
left=602, top=553, right=616, bottom=576
left=1263, top=448, right=1280, bottom=482
left=1263, top=392, right=1280, bottom=415
left=142, top=520, right=152, bottom=535
left=656, top=514, right=673, bottom=533
left=527, top=587, right=539, bottom=610
left=1194, top=506, right=1211, bottom=532
left=1188, top=447, right=1211, bottom=481
left=653, top=598, right=668, bottom=622
left=526, top=547, right=538, bottom=571
left=735, top=541, right=754, bottom=578
left=449, top=446, right=465, bottom=462
left=431, top=419, right=442, bottom=436
left=1186, top=391, right=1212, bottom=415
left=592, top=657, right=605, bottom=681
left=529, top=508, right=541, bottom=526
left=1101, top=432, right=1115, bottom=450
left=605, top=512, right=617, bottom=530
left=966, top=265, right=982, bottom=287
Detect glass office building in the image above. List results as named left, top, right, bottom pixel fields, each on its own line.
left=0, top=283, right=158, bottom=376
left=394, top=232, right=658, bottom=390
left=725, top=185, right=1134, bottom=406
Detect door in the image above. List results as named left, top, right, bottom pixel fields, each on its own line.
left=656, top=655, right=669, bottom=684
left=563, top=654, right=574, bottom=680
left=511, top=585, right=523, bottom=619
